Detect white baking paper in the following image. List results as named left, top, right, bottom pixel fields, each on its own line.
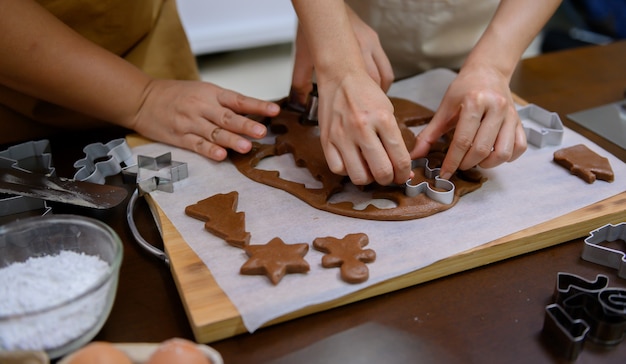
left=132, top=69, right=626, bottom=333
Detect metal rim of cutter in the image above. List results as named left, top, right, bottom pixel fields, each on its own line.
left=581, top=223, right=626, bottom=279
left=405, top=158, right=455, bottom=204
left=126, top=188, right=170, bottom=266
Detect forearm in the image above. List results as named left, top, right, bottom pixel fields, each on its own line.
left=463, top=0, right=562, bottom=79
left=0, top=0, right=151, bottom=127
left=290, top=0, right=367, bottom=83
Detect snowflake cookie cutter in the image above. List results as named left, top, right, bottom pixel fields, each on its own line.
left=581, top=223, right=626, bottom=279
left=404, top=158, right=455, bottom=204
left=73, top=138, right=135, bottom=184
left=518, top=104, right=564, bottom=148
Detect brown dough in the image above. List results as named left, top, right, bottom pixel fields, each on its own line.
left=185, top=191, right=250, bottom=248
left=240, top=237, right=310, bottom=285
left=553, top=144, right=614, bottom=183
left=230, top=97, right=486, bottom=221
left=313, top=233, right=376, bottom=284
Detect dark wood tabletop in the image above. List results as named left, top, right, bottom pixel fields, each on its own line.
left=9, top=41, right=625, bottom=364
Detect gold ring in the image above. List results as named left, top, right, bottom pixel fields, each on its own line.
left=210, top=127, right=222, bottom=143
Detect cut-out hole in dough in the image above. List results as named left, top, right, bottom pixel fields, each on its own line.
left=328, top=184, right=398, bottom=210
left=256, top=154, right=324, bottom=189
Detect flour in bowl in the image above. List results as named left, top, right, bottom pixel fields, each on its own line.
left=0, top=250, right=111, bottom=351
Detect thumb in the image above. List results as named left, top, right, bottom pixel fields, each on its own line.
left=289, top=25, right=314, bottom=108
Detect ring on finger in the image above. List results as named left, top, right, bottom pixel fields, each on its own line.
left=210, top=127, right=222, bottom=144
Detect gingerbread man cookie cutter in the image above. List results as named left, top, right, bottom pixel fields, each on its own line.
left=582, top=223, right=626, bottom=279
left=518, top=104, right=564, bottom=148
left=405, top=158, right=455, bottom=205
left=73, top=138, right=134, bottom=184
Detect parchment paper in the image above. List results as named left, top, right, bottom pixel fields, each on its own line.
left=132, top=69, right=626, bottom=333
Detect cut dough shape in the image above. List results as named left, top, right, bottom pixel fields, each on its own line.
left=313, top=233, right=376, bottom=284
left=240, top=237, right=310, bottom=285
left=185, top=191, right=251, bottom=248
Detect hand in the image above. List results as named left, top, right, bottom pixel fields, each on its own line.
left=131, top=79, right=280, bottom=161
left=411, top=65, right=527, bottom=179
left=317, top=71, right=412, bottom=186
left=289, top=4, right=394, bottom=107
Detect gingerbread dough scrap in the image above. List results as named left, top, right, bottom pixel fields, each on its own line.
left=553, top=144, right=614, bottom=183
left=241, top=237, right=310, bottom=285
left=185, top=191, right=250, bottom=248
left=230, top=97, right=486, bottom=221
left=313, top=233, right=376, bottom=284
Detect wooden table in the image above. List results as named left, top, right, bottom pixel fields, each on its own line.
left=18, top=41, right=625, bottom=363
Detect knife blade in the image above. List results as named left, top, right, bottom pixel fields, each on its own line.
left=0, top=168, right=128, bottom=209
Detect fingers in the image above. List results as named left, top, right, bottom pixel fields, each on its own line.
left=436, top=101, right=526, bottom=179
left=189, top=89, right=279, bottom=160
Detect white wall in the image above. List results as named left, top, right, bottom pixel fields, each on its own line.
left=176, top=0, right=297, bottom=55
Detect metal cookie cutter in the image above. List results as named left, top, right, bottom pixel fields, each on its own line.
left=405, top=158, right=455, bottom=204
left=125, top=152, right=188, bottom=265
left=542, top=272, right=626, bottom=360
left=0, top=140, right=54, bottom=220
left=73, top=138, right=135, bottom=184
left=582, top=223, right=626, bottom=279
left=518, top=104, right=564, bottom=148
left=123, top=152, right=188, bottom=195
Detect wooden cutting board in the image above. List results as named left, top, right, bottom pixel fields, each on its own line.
left=126, top=131, right=626, bottom=344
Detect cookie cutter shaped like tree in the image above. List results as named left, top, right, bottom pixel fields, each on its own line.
left=582, top=223, right=626, bottom=279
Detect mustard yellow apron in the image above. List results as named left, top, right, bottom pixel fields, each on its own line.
left=0, top=0, right=198, bottom=144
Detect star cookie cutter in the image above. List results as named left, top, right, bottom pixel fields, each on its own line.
left=0, top=140, right=54, bottom=219
left=126, top=152, right=188, bottom=264
left=518, top=104, right=564, bottom=148
left=405, top=158, right=455, bottom=204
left=582, top=223, right=626, bottom=279
left=73, top=138, right=134, bottom=184
left=542, top=272, right=626, bottom=360
left=124, top=152, right=188, bottom=195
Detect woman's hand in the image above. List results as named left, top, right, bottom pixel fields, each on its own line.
left=132, top=79, right=280, bottom=161
left=411, top=64, right=527, bottom=179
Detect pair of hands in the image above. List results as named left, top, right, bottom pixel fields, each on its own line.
left=146, top=15, right=526, bottom=187
left=290, top=9, right=527, bottom=186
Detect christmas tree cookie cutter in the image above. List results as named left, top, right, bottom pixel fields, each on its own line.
left=581, top=223, right=626, bottom=279
left=0, top=140, right=54, bottom=219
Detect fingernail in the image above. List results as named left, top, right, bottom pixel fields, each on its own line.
left=440, top=171, right=452, bottom=180
left=268, top=103, right=280, bottom=114
left=252, top=124, right=266, bottom=137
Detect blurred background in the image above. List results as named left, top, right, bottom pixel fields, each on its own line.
left=176, top=0, right=626, bottom=101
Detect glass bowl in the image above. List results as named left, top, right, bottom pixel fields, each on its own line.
left=0, top=215, right=123, bottom=359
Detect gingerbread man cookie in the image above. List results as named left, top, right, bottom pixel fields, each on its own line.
left=313, top=233, right=376, bottom=284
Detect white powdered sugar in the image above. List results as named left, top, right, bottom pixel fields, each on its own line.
left=0, top=250, right=111, bottom=351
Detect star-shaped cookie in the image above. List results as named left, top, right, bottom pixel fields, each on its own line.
left=313, top=233, right=376, bottom=284
left=240, top=237, right=310, bottom=285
